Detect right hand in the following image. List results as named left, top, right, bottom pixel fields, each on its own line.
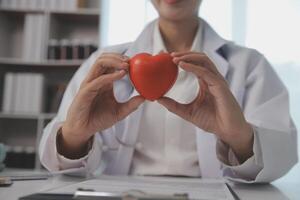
left=59, top=53, right=145, bottom=157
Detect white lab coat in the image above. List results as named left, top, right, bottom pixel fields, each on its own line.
left=39, top=19, right=298, bottom=183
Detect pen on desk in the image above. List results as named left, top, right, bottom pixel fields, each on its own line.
left=74, top=190, right=190, bottom=200
left=225, top=183, right=241, bottom=200
left=9, top=175, right=49, bottom=181
left=0, top=168, right=83, bottom=182
left=0, top=169, right=77, bottom=187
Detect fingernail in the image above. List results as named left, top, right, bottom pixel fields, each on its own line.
left=121, top=63, right=129, bottom=69
left=122, top=55, right=130, bottom=60
left=118, top=69, right=126, bottom=74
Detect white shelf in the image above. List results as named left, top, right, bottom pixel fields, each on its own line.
left=0, top=58, right=83, bottom=67
left=0, top=8, right=100, bottom=16
left=0, top=112, right=56, bottom=120
left=50, top=8, right=100, bottom=16
left=0, top=168, right=48, bottom=175
left=0, top=8, right=44, bottom=14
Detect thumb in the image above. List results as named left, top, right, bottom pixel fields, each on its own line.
left=157, top=97, right=187, bottom=118
left=117, top=96, right=145, bottom=120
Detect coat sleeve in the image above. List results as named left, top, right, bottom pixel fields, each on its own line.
left=219, top=54, right=298, bottom=183
left=39, top=51, right=104, bottom=177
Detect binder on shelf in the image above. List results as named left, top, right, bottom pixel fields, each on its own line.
left=0, top=0, right=8, bottom=8
left=32, top=74, right=45, bottom=114
left=22, top=74, right=32, bottom=113
left=46, top=0, right=88, bottom=11
left=49, top=0, right=57, bottom=10
left=23, top=14, right=34, bottom=61
left=2, top=73, right=45, bottom=114
left=86, top=0, right=99, bottom=9
left=43, top=0, right=50, bottom=9
left=78, top=0, right=87, bottom=9
left=22, top=14, right=46, bottom=62
left=2, top=73, right=16, bottom=113
left=10, top=0, right=18, bottom=9
left=62, top=0, right=87, bottom=11
left=0, top=0, right=91, bottom=10
left=14, top=73, right=22, bottom=113
left=34, top=15, right=44, bottom=61
left=36, top=0, right=47, bottom=10
left=27, top=0, right=36, bottom=9
left=19, top=0, right=28, bottom=9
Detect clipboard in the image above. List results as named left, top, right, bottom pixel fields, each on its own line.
left=19, top=175, right=236, bottom=200
left=19, top=190, right=189, bottom=200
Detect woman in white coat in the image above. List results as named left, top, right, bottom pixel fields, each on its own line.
left=39, top=0, right=298, bottom=183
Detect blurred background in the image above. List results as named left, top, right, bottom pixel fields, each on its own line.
left=0, top=0, right=299, bottom=183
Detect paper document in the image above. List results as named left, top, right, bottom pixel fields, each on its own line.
left=45, top=175, right=235, bottom=200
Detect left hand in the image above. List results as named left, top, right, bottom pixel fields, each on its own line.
left=157, top=52, right=254, bottom=162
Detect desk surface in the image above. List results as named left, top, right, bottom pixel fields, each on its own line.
left=1, top=166, right=300, bottom=200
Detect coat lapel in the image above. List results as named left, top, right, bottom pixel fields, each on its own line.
left=196, top=20, right=230, bottom=178
left=111, top=21, right=156, bottom=175
left=201, top=19, right=230, bottom=78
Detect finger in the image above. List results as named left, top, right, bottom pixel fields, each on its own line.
left=84, top=57, right=129, bottom=84
left=179, top=61, right=223, bottom=87
left=84, top=70, right=127, bottom=93
left=157, top=97, right=189, bottom=119
left=171, top=51, right=198, bottom=57
left=94, top=56, right=129, bottom=73
left=101, top=52, right=130, bottom=61
left=181, top=61, right=230, bottom=99
left=96, top=53, right=129, bottom=71
left=117, top=96, right=145, bottom=120
left=198, top=79, right=208, bottom=104
left=173, top=54, right=221, bottom=76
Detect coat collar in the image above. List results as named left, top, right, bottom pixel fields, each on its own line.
left=201, top=19, right=230, bottom=78
left=124, top=21, right=155, bottom=57
left=124, top=18, right=230, bottom=78
left=152, top=19, right=203, bottom=55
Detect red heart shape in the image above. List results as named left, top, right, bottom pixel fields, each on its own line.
left=129, top=53, right=178, bottom=101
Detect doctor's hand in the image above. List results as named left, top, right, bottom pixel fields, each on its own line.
left=158, top=52, right=254, bottom=162
left=59, top=53, right=145, bottom=159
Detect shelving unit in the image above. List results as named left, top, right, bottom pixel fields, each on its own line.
left=0, top=0, right=101, bottom=169
left=0, top=10, right=26, bottom=59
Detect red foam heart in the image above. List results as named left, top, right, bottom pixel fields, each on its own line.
left=129, top=53, right=178, bottom=101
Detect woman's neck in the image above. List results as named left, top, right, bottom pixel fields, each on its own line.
left=159, top=17, right=199, bottom=53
